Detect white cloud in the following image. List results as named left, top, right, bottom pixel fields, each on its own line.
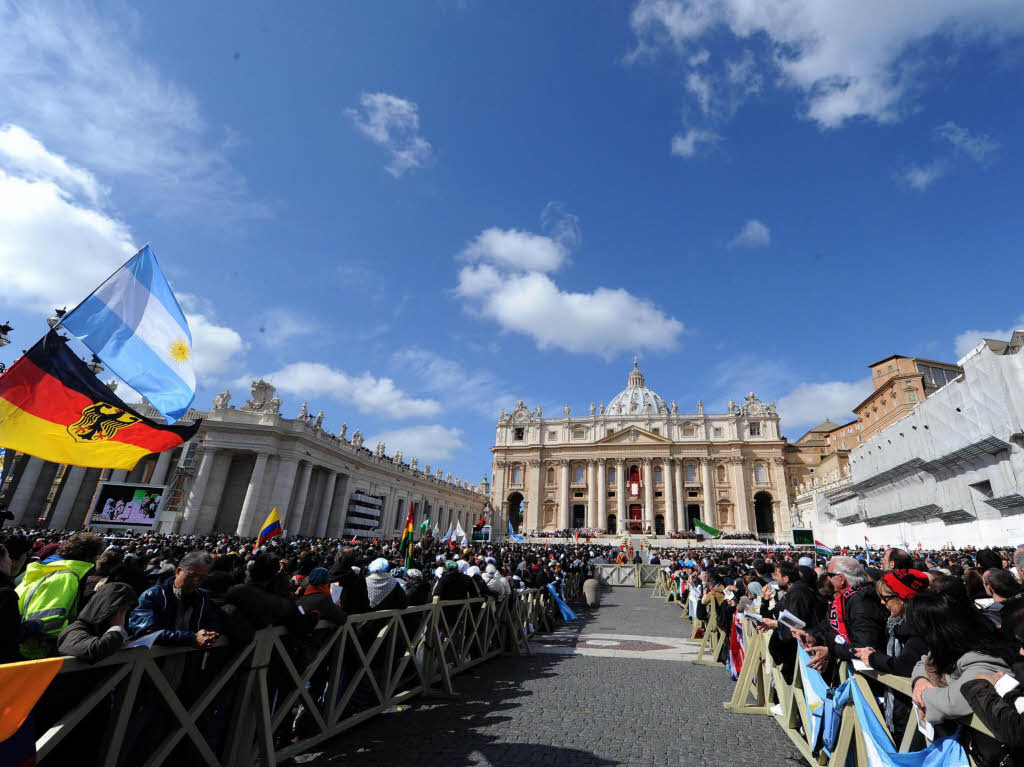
left=935, top=121, right=1000, bottom=163
left=0, top=124, right=106, bottom=204
left=954, top=316, right=1024, bottom=358
left=687, top=72, right=713, bottom=114
left=670, top=128, right=720, bottom=157
left=689, top=49, right=711, bottom=66
left=630, top=0, right=1024, bottom=129
left=393, top=347, right=517, bottom=416
left=185, top=313, right=245, bottom=377
left=902, top=161, right=946, bottom=190
left=460, top=227, right=567, bottom=273
left=346, top=92, right=433, bottom=177
left=366, top=424, right=465, bottom=463
left=257, top=361, right=441, bottom=419
left=777, top=378, right=873, bottom=432
left=0, top=3, right=264, bottom=219
left=729, top=219, right=771, bottom=247
left=254, top=308, right=320, bottom=348
left=456, top=264, right=684, bottom=357
left=0, top=157, right=135, bottom=314
left=540, top=201, right=582, bottom=250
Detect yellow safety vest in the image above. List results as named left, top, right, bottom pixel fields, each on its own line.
left=15, top=559, right=94, bottom=658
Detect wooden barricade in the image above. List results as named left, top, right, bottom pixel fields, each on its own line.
left=692, top=596, right=726, bottom=667
left=22, top=588, right=554, bottom=767
left=650, top=569, right=671, bottom=600
left=723, top=615, right=772, bottom=716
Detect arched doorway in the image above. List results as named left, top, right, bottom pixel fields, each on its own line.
left=654, top=514, right=664, bottom=535
left=754, top=491, right=775, bottom=536
left=507, top=492, right=524, bottom=532
left=606, top=513, right=616, bottom=534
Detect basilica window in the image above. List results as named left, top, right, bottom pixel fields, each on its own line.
left=651, top=427, right=659, bottom=435
left=749, top=422, right=761, bottom=437
left=513, top=428, right=524, bottom=441
left=716, top=464, right=726, bottom=483
left=546, top=467, right=555, bottom=485
left=573, top=465, right=585, bottom=483
left=685, top=463, right=697, bottom=483
left=573, top=427, right=586, bottom=439
left=548, top=430, right=557, bottom=441
left=654, top=467, right=663, bottom=483
left=682, top=423, right=696, bottom=437
left=607, top=467, right=615, bottom=483
left=511, top=466, right=523, bottom=485
left=713, top=427, right=723, bottom=438
left=754, top=464, right=768, bottom=483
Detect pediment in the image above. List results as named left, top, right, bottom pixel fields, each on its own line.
left=594, top=426, right=673, bottom=446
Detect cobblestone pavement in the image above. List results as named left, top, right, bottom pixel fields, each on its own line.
left=300, top=588, right=805, bottom=767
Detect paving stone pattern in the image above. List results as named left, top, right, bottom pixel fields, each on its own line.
left=301, top=588, right=805, bottom=766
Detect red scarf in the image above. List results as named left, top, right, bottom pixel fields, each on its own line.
left=829, top=584, right=866, bottom=642
left=304, top=584, right=331, bottom=597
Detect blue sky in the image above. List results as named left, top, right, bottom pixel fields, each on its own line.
left=2, top=0, right=1023, bottom=484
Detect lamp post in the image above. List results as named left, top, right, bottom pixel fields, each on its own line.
left=47, top=307, right=67, bottom=329
left=84, top=354, right=104, bottom=375
left=0, top=322, right=11, bottom=375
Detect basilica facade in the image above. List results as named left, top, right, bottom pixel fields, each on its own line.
left=490, top=361, right=792, bottom=539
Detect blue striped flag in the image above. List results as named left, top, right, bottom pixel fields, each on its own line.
left=61, top=246, right=196, bottom=422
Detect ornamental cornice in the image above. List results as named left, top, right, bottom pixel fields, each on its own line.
left=527, top=459, right=543, bottom=467
left=614, top=457, right=626, bottom=465
left=727, top=456, right=745, bottom=464
left=558, top=459, right=570, bottom=467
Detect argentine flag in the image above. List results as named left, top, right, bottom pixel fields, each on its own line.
left=61, top=246, right=196, bottom=422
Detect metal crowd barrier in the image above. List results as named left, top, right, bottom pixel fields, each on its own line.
left=591, top=563, right=663, bottom=588
left=21, top=589, right=551, bottom=767
left=692, top=609, right=1000, bottom=766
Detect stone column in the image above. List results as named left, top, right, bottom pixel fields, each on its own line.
left=586, top=460, right=598, bottom=529
left=332, top=474, right=355, bottom=534
left=150, top=450, right=174, bottom=485
left=732, top=457, right=750, bottom=532
left=314, top=470, right=338, bottom=537
left=615, top=459, right=626, bottom=533
left=266, top=456, right=300, bottom=532
left=180, top=449, right=216, bottom=533
left=773, top=457, right=791, bottom=535
left=675, top=458, right=686, bottom=530
left=110, top=469, right=128, bottom=483
left=701, top=458, right=716, bottom=528
left=558, top=460, right=570, bottom=530
left=236, top=452, right=270, bottom=536
left=663, top=459, right=676, bottom=534
left=8, top=457, right=45, bottom=525
left=597, top=459, right=608, bottom=531
left=526, top=459, right=542, bottom=532
left=642, top=459, right=655, bottom=532
left=193, top=452, right=232, bottom=533
left=50, top=466, right=88, bottom=529
left=288, top=462, right=314, bottom=535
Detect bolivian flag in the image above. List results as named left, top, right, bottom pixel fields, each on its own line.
left=0, top=332, right=200, bottom=470
left=399, top=500, right=415, bottom=569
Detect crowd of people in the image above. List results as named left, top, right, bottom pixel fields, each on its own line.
left=670, top=544, right=1024, bottom=765
left=3, top=525, right=1024, bottom=763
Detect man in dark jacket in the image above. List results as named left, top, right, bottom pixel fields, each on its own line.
left=763, top=561, right=825, bottom=683
left=329, top=547, right=370, bottom=615
left=129, top=550, right=220, bottom=650
left=0, top=541, right=21, bottom=663
left=804, top=556, right=888, bottom=679
left=57, top=582, right=138, bottom=663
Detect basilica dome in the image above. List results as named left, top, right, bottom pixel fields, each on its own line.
left=605, top=359, right=667, bottom=416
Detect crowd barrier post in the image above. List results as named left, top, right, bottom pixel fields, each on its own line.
left=693, top=597, right=725, bottom=667
left=650, top=570, right=670, bottom=600
left=723, top=615, right=772, bottom=716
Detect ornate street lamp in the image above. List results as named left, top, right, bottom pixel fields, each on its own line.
left=47, top=307, right=67, bottom=329
left=0, top=321, right=11, bottom=348
left=84, top=354, right=104, bottom=375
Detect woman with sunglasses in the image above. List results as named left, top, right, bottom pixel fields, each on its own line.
left=853, top=569, right=930, bottom=741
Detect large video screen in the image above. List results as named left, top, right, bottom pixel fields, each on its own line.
left=88, top=482, right=165, bottom=528
left=791, top=528, right=815, bottom=546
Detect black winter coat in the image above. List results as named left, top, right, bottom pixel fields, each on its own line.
left=0, top=573, right=20, bottom=664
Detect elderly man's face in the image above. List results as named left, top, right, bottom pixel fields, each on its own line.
left=174, top=563, right=210, bottom=594
left=826, top=563, right=847, bottom=591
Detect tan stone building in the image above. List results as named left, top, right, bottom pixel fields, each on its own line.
left=853, top=355, right=962, bottom=443
left=489, top=361, right=792, bottom=540
left=783, top=419, right=853, bottom=505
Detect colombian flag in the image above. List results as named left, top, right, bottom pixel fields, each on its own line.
left=0, top=332, right=200, bottom=470
left=255, top=507, right=282, bottom=551
left=399, top=501, right=415, bottom=569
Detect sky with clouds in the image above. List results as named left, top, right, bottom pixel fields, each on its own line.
left=1, top=1, right=1022, bottom=484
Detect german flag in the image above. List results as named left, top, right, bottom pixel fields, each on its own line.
left=0, top=332, right=200, bottom=470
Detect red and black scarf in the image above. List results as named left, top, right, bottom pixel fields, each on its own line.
left=829, top=584, right=867, bottom=642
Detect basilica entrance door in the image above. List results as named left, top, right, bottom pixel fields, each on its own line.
left=628, top=504, right=642, bottom=532
left=572, top=504, right=586, bottom=528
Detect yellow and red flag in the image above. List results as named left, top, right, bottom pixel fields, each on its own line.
left=0, top=332, right=199, bottom=469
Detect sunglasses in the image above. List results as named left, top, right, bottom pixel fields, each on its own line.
left=878, top=593, right=898, bottom=603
